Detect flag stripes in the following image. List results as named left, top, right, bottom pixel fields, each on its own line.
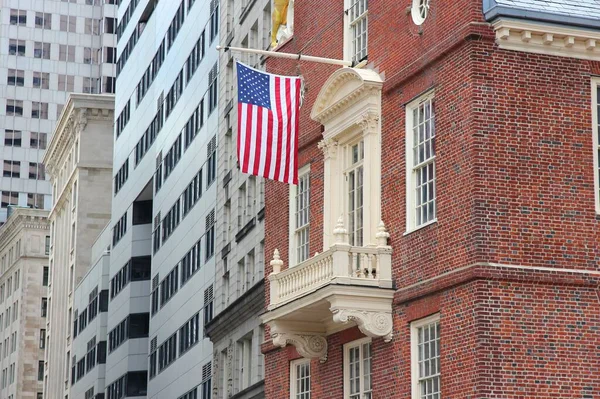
left=237, top=62, right=301, bottom=185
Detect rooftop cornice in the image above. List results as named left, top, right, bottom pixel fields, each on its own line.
left=492, top=18, right=600, bottom=61
left=43, top=94, right=115, bottom=176
left=0, top=208, right=49, bottom=251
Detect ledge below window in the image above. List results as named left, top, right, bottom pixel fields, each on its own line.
left=235, top=217, right=256, bottom=243
left=403, top=218, right=437, bottom=237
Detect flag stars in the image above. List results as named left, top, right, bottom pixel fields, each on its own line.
left=237, top=62, right=271, bottom=109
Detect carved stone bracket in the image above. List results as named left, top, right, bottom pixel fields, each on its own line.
left=271, top=329, right=328, bottom=363
left=331, top=309, right=393, bottom=343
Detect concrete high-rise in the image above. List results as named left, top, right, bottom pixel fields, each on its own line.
left=0, top=0, right=117, bottom=223
left=206, top=0, right=272, bottom=397
left=110, top=0, right=218, bottom=397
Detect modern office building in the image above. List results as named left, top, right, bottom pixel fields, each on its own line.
left=69, top=224, right=111, bottom=399
left=0, top=0, right=117, bottom=223
left=0, top=207, right=49, bottom=399
left=261, top=0, right=600, bottom=398
left=206, top=0, right=272, bottom=397
left=111, top=0, right=218, bottom=397
left=43, top=93, right=114, bottom=399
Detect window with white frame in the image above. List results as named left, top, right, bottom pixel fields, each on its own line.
left=290, top=359, right=311, bottom=399
left=406, top=92, right=436, bottom=231
left=593, top=79, right=600, bottom=214
left=344, top=338, right=372, bottom=399
left=346, top=141, right=364, bottom=246
left=290, top=168, right=310, bottom=265
left=345, top=0, right=368, bottom=63
left=411, top=314, right=440, bottom=399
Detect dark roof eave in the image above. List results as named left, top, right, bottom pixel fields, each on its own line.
left=484, top=5, right=600, bottom=30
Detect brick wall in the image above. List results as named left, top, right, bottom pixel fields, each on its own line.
left=263, top=0, right=600, bottom=397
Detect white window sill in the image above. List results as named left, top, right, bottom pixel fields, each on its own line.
left=403, top=218, right=438, bottom=236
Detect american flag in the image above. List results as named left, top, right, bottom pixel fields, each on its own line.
left=237, top=61, right=302, bottom=185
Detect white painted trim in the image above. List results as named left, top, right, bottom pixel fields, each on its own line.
left=593, top=78, right=600, bottom=214
left=289, top=358, right=311, bottom=399
left=343, top=337, right=372, bottom=398
left=405, top=90, right=435, bottom=233
left=343, top=0, right=351, bottom=63
left=492, top=18, right=600, bottom=61
left=289, top=164, right=311, bottom=267
left=410, top=313, right=440, bottom=399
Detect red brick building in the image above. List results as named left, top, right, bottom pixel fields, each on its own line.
left=261, top=0, right=600, bottom=398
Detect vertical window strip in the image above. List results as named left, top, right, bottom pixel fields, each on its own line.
left=295, top=173, right=310, bottom=264
left=347, top=141, right=364, bottom=246
left=594, top=81, right=600, bottom=213
left=412, top=97, right=436, bottom=227
left=347, top=0, right=368, bottom=62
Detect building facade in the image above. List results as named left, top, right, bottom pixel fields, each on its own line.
left=0, top=0, right=117, bottom=223
left=261, top=0, right=600, bottom=398
left=206, top=0, right=272, bottom=397
left=0, top=208, right=49, bottom=399
left=111, top=0, right=218, bottom=397
left=69, top=224, right=111, bottom=399
left=43, top=93, right=114, bottom=399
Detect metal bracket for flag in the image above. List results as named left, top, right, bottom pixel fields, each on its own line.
left=216, top=45, right=353, bottom=67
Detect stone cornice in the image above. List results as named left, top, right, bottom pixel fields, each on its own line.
left=0, top=209, right=49, bottom=251
left=492, top=18, right=600, bottom=61
left=43, top=94, right=115, bottom=175
left=311, top=67, right=383, bottom=125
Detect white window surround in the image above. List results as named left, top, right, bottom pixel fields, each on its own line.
left=593, top=78, right=600, bottom=214
left=411, top=0, right=430, bottom=26
left=343, top=337, right=372, bottom=399
left=290, top=358, right=311, bottom=399
left=411, top=313, right=440, bottom=399
left=289, top=164, right=311, bottom=266
left=343, top=0, right=368, bottom=64
left=311, top=67, right=383, bottom=250
left=405, top=90, right=436, bottom=235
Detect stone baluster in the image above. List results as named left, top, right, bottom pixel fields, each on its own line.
left=375, top=221, right=391, bottom=280
left=268, top=249, right=283, bottom=305
left=331, top=216, right=351, bottom=277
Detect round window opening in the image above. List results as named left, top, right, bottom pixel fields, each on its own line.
left=411, top=0, right=430, bottom=25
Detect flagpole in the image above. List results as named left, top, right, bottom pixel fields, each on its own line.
left=216, top=45, right=353, bottom=67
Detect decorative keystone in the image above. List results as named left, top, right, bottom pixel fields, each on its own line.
left=333, top=215, right=347, bottom=243
left=270, top=249, right=283, bottom=274
left=375, top=220, right=390, bottom=246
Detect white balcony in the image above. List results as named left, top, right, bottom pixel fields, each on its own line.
left=261, top=218, right=394, bottom=362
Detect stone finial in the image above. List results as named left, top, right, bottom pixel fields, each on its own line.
left=270, top=249, right=283, bottom=274
left=333, top=215, right=347, bottom=243
left=375, top=220, right=390, bottom=246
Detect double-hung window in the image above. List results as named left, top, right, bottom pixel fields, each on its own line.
left=344, top=338, right=372, bottom=399
left=593, top=78, right=600, bottom=213
left=411, top=314, right=440, bottom=399
left=290, top=168, right=310, bottom=265
left=345, top=0, right=368, bottom=63
left=346, top=141, right=364, bottom=246
left=406, top=92, right=436, bottom=232
left=290, top=359, right=311, bottom=399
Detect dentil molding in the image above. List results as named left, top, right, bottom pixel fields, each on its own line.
left=492, top=18, right=600, bottom=61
